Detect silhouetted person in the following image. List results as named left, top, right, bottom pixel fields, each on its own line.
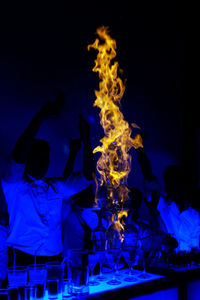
left=128, top=124, right=161, bottom=224
left=127, top=188, right=177, bottom=253
left=61, top=121, right=98, bottom=255
left=127, top=125, right=178, bottom=255
left=157, top=165, right=200, bottom=252
left=1, top=92, right=95, bottom=266
left=128, top=123, right=155, bottom=188
left=62, top=184, right=98, bottom=256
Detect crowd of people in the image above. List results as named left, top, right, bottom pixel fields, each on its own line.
left=0, top=91, right=200, bottom=287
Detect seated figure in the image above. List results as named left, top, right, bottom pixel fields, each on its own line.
left=157, top=165, right=200, bottom=252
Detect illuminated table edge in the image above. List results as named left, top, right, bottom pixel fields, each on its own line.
left=61, top=268, right=165, bottom=299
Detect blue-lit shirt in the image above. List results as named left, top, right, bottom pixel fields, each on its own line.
left=0, top=224, right=8, bottom=280
left=1, top=158, right=91, bottom=256
left=157, top=196, right=200, bottom=251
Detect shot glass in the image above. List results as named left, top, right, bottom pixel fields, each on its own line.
left=47, top=278, right=59, bottom=299
left=8, top=267, right=27, bottom=287
left=62, top=279, right=71, bottom=299
left=25, top=285, right=36, bottom=300
left=7, top=286, right=19, bottom=300
left=28, top=264, right=46, bottom=299
left=46, top=262, right=64, bottom=299
left=0, top=288, right=8, bottom=300
left=66, top=249, right=89, bottom=296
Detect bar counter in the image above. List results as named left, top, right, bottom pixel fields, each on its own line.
left=2, top=262, right=200, bottom=299
left=62, top=265, right=200, bottom=300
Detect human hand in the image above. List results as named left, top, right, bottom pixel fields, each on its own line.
left=39, top=90, right=65, bottom=120
left=78, top=114, right=90, bottom=141
left=39, top=101, right=61, bottom=119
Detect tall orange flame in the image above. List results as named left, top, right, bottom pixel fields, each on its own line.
left=88, top=26, right=140, bottom=219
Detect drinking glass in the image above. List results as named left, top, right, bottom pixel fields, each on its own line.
left=28, top=264, right=46, bottom=299
left=123, top=223, right=138, bottom=248
left=0, top=289, right=8, bottom=300
left=106, top=220, right=123, bottom=280
left=28, top=265, right=46, bottom=283
left=7, top=286, right=19, bottom=300
left=91, top=208, right=107, bottom=251
left=106, top=249, right=122, bottom=285
left=138, top=250, right=151, bottom=279
left=62, top=279, right=71, bottom=299
left=25, top=285, right=36, bottom=300
left=8, top=266, right=27, bottom=300
left=137, top=232, right=154, bottom=279
left=66, top=249, right=89, bottom=296
left=106, top=219, right=124, bottom=250
left=122, top=246, right=138, bottom=282
left=47, top=278, right=59, bottom=299
left=18, top=286, right=26, bottom=300
left=88, top=251, right=99, bottom=286
left=46, top=262, right=64, bottom=300
left=96, top=250, right=106, bottom=281
left=8, top=267, right=27, bottom=287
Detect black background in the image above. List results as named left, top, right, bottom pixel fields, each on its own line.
left=0, top=1, right=198, bottom=184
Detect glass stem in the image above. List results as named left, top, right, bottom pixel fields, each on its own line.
left=112, top=266, right=116, bottom=281
left=90, top=268, right=94, bottom=282
left=143, top=258, right=146, bottom=274
left=99, top=264, right=103, bottom=276
left=116, top=260, right=119, bottom=276
left=128, top=263, right=132, bottom=276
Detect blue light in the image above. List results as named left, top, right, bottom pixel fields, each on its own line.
left=88, top=115, right=95, bottom=124
left=63, top=144, right=69, bottom=154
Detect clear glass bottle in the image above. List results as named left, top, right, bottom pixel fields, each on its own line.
left=106, top=212, right=124, bottom=250
left=91, top=208, right=107, bottom=251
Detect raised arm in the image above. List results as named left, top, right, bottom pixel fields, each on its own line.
left=136, top=146, right=156, bottom=183
left=12, top=92, right=65, bottom=164
left=78, top=114, right=95, bottom=181
left=63, top=138, right=82, bottom=179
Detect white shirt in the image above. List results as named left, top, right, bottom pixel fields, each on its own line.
left=1, top=158, right=91, bottom=256
left=157, top=196, right=200, bottom=251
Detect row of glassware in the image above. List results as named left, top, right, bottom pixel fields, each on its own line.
left=0, top=247, right=149, bottom=299
left=1, top=262, right=64, bottom=300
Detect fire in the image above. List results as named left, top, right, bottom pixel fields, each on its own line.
left=88, top=26, right=140, bottom=239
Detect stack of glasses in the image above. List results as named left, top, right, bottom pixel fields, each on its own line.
left=0, top=262, right=65, bottom=299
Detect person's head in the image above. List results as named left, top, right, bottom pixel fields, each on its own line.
left=25, top=139, right=50, bottom=180
left=162, top=165, right=189, bottom=209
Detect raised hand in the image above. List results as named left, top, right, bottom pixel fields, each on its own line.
left=39, top=101, right=61, bottom=120
left=39, top=90, right=65, bottom=120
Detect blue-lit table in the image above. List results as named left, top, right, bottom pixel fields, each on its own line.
left=88, top=269, right=165, bottom=299
left=6, top=265, right=199, bottom=299
left=65, top=265, right=200, bottom=300
left=61, top=269, right=178, bottom=300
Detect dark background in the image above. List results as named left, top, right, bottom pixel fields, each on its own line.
left=0, top=1, right=198, bottom=186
